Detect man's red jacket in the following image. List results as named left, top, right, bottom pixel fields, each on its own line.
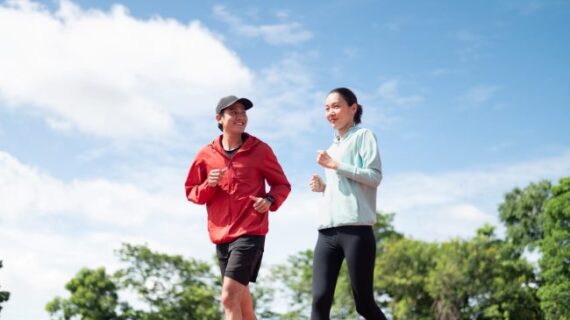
left=185, top=133, right=291, bottom=244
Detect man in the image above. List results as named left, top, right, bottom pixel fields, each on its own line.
left=185, top=95, right=291, bottom=319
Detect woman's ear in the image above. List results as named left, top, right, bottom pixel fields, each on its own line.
left=350, top=103, right=357, bottom=114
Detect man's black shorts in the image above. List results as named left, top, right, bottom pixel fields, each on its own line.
left=216, top=235, right=265, bottom=286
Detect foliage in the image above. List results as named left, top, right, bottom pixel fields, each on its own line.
left=499, top=180, right=551, bottom=250
left=46, top=267, right=121, bottom=320
left=0, top=260, right=10, bottom=314
left=46, top=244, right=222, bottom=320
left=373, top=212, right=404, bottom=251
left=256, top=249, right=313, bottom=319
left=250, top=277, right=281, bottom=320
left=256, top=212, right=401, bottom=319
left=115, top=243, right=221, bottom=319
left=268, top=216, right=544, bottom=319
left=426, top=226, right=541, bottom=320
left=45, top=178, right=570, bottom=319
left=376, top=238, right=437, bottom=320
left=538, top=177, right=570, bottom=319
left=331, top=212, right=405, bottom=319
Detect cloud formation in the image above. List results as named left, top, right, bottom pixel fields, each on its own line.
left=2, top=147, right=570, bottom=318
left=460, top=85, right=499, bottom=106
left=213, top=5, right=313, bottom=45
left=0, top=0, right=253, bottom=140
left=381, top=151, right=570, bottom=239
left=377, top=79, right=423, bottom=108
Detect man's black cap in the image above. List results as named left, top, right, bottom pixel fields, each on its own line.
left=216, top=95, right=253, bottom=114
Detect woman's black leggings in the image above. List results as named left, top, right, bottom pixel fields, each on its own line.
left=311, top=225, right=387, bottom=320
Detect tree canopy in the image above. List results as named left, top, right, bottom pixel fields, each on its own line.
left=46, top=244, right=221, bottom=320
left=46, top=177, right=570, bottom=319
left=538, top=177, right=570, bottom=319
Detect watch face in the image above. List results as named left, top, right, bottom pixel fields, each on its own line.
left=265, top=195, right=275, bottom=204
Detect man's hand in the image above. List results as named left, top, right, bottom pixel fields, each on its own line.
left=207, top=168, right=226, bottom=187
left=316, top=150, right=338, bottom=170
left=249, top=195, right=271, bottom=213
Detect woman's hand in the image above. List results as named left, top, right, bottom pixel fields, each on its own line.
left=316, top=150, right=338, bottom=170
left=309, top=174, right=326, bottom=192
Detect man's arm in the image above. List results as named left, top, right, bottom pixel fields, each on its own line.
left=185, top=158, right=216, bottom=205
left=260, top=145, right=291, bottom=211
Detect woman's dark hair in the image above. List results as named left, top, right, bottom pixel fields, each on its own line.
left=329, top=87, right=362, bottom=125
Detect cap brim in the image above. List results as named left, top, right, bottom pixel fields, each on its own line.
left=236, top=98, right=253, bottom=110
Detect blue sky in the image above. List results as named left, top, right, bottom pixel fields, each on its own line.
left=1, top=0, right=569, bottom=318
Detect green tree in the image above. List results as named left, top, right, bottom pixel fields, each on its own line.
left=538, top=177, right=570, bottom=319
left=374, top=212, right=404, bottom=250
left=250, top=276, right=281, bottom=320
left=115, top=243, right=221, bottom=319
left=499, top=180, right=551, bottom=250
left=376, top=238, right=437, bottom=320
left=258, top=212, right=400, bottom=319
left=257, top=201, right=549, bottom=319
left=46, top=243, right=222, bottom=320
left=46, top=267, right=121, bottom=320
left=259, top=249, right=313, bottom=319
left=331, top=212, right=404, bottom=319
left=427, top=225, right=541, bottom=320
left=0, top=260, right=10, bottom=314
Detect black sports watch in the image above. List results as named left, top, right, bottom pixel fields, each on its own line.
left=265, top=194, right=276, bottom=204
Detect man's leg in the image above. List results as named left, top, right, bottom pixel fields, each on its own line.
left=218, top=236, right=264, bottom=320
left=240, top=285, right=256, bottom=320
left=221, top=276, right=246, bottom=320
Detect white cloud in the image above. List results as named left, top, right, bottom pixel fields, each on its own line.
left=381, top=151, right=570, bottom=240
left=275, top=10, right=291, bottom=20
left=0, top=151, right=187, bottom=226
left=377, top=79, right=423, bottom=108
left=431, top=67, right=468, bottom=77
left=2, top=148, right=570, bottom=318
left=213, top=5, right=313, bottom=45
left=0, top=0, right=253, bottom=140
left=0, top=150, right=212, bottom=319
left=385, top=16, right=412, bottom=31
left=343, top=47, right=359, bottom=59
left=460, top=85, right=499, bottom=106
left=443, top=204, right=491, bottom=222
left=0, top=149, right=316, bottom=319
left=455, top=30, right=489, bottom=61
left=519, top=0, right=543, bottom=15
left=244, top=53, right=324, bottom=140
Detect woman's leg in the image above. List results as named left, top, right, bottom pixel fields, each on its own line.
left=311, top=229, right=344, bottom=320
left=341, top=226, right=387, bottom=320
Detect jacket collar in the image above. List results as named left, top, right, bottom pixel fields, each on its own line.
left=333, top=125, right=359, bottom=144
left=210, top=132, right=259, bottom=155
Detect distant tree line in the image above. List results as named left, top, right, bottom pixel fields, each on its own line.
left=0, top=261, right=9, bottom=313
left=41, top=177, right=569, bottom=319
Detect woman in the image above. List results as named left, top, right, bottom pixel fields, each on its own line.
left=309, top=87, right=387, bottom=320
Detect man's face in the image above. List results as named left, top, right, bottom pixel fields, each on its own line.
left=217, top=102, right=248, bottom=134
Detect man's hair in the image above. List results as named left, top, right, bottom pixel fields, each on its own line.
left=217, top=109, right=224, bottom=131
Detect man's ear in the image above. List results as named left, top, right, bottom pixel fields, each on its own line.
left=216, top=113, right=222, bottom=123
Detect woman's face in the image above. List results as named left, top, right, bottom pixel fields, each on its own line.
left=324, top=92, right=356, bottom=133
